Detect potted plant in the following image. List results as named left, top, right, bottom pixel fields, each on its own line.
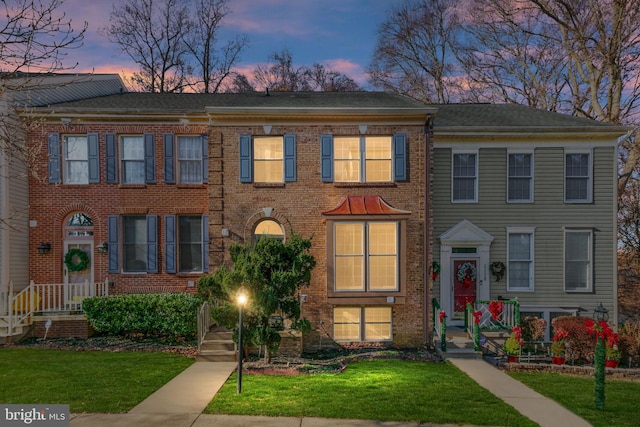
left=550, top=330, right=568, bottom=365
left=504, top=326, right=523, bottom=362
left=605, top=332, right=620, bottom=368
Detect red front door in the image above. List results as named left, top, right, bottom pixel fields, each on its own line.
left=453, top=259, right=477, bottom=319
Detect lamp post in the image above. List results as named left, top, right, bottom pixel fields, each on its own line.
left=237, top=287, right=248, bottom=394
left=593, top=303, right=609, bottom=322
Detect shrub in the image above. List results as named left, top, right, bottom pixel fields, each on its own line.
left=619, top=320, right=640, bottom=363
left=521, top=316, right=547, bottom=342
left=551, top=316, right=596, bottom=362
left=83, top=293, right=200, bottom=342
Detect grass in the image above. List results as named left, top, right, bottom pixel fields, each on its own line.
left=510, top=371, right=640, bottom=427
left=205, top=359, right=538, bottom=426
left=0, top=348, right=194, bottom=413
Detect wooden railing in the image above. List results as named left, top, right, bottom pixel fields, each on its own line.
left=432, top=298, right=447, bottom=352
left=1, top=279, right=110, bottom=337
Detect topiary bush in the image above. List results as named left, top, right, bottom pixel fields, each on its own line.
left=83, top=293, right=200, bottom=342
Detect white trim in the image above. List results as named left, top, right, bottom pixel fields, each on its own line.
left=564, top=149, right=593, bottom=203
left=451, top=150, right=478, bottom=203
left=439, top=220, right=494, bottom=325
left=506, top=150, right=534, bottom=203
left=563, top=228, right=593, bottom=292
left=506, top=227, right=535, bottom=292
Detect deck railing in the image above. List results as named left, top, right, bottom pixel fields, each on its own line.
left=464, top=299, right=520, bottom=350
left=1, top=279, right=110, bottom=337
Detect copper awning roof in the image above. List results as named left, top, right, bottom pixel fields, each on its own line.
left=322, top=195, right=411, bottom=215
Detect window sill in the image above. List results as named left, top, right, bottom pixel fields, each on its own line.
left=177, top=184, right=207, bottom=189
left=252, top=183, right=285, bottom=188
left=332, top=182, right=397, bottom=188
left=119, top=184, right=147, bottom=189
left=328, top=296, right=405, bottom=305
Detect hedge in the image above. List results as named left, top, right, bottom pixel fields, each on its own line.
left=83, top=293, right=200, bottom=342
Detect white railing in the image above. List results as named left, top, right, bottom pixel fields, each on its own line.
left=1, top=279, right=110, bottom=337
left=197, top=301, right=211, bottom=353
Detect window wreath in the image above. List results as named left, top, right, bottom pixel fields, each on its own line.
left=64, top=248, right=90, bottom=272
left=456, top=262, right=477, bottom=287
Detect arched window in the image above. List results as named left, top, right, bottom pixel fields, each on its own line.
left=65, top=213, right=94, bottom=238
left=253, top=219, right=284, bottom=242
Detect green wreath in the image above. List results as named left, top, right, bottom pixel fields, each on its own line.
left=457, top=262, right=477, bottom=283
left=64, top=248, right=90, bottom=272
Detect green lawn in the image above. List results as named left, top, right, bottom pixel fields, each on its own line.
left=0, top=348, right=194, bottom=413
left=206, top=359, right=538, bottom=426
left=510, top=371, right=640, bottom=427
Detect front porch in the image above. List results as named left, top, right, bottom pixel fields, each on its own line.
left=433, top=298, right=519, bottom=359
left=0, top=279, right=110, bottom=341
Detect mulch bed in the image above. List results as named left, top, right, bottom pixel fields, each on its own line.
left=2, top=336, right=199, bottom=359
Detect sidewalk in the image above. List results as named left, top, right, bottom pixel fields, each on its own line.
left=69, top=358, right=592, bottom=427
left=449, top=359, right=592, bottom=427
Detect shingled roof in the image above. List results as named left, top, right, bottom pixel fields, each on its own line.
left=39, top=91, right=430, bottom=113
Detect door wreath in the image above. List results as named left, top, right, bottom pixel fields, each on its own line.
left=64, top=248, right=90, bottom=272
left=457, top=262, right=477, bottom=287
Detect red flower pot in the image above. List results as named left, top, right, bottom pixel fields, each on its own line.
left=507, top=355, right=519, bottom=363
left=551, top=356, right=565, bottom=365
left=605, top=359, right=619, bottom=368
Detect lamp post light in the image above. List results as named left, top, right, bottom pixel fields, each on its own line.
left=237, top=287, right=248, bottom=394
left=593, top=303, right=609, bottom=322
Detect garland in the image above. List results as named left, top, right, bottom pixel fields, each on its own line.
left=456, top=262, right=477, bottom=285
left=64, top=248, right=90, bottom=272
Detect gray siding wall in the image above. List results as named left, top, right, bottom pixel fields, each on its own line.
left=433, top=145, right=616, bottom=313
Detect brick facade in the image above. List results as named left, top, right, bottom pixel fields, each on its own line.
left=26, top=92, right=434, bottom=350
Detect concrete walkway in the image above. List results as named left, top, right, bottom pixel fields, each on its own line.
left=69, top=358, right=593, bottom=427
left=449, top=359, right=592, bottom=427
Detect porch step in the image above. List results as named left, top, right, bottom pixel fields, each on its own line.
left=197, top=328, right=237, bottom=362
left=436, top=334, right=484, bottom=360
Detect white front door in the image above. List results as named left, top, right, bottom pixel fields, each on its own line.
left=63, top=241, right=94, bottom=308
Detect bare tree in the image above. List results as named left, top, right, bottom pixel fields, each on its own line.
left=184, top=0, right=247, bottom=93
left=305, top=63, right=360, bottom=92
left=0, top=0, right=86, bottom=228
left=103, top=0, right=191, bottom=93
left=368, top=0, right=462, bottom=103
left=235, top=49, right=360, bottom=92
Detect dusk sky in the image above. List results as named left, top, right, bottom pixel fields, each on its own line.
left=60, top=0, right=394, bottom=88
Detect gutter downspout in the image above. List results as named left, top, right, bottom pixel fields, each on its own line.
left=424, top=114, right=435, bottom=346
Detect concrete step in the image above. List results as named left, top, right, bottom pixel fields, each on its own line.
left=200, top=340, right=235, bottom=352
left=205, top=331, right=233, bottom=341
left=196, top=350, right=237, bottom=362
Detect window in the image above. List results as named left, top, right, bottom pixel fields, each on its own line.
left=164, top=215, right=208, bottom=274
left=254, top=219, right=284, bottom=242
left=333, top=306, right=392, bottom=341
left=239, top=135, right=296, bottom=183
left=58, top=134, right=99, bottom=184
left=334, top=222, right=398, bottom=292
left=564, top=229, right=592, bottom=291
left=507, top=228, right=534, bottom=291
left=66, top=213, right=94, bottom=237
left=452, top=152, right=477, bottom=202
left=105, top=133, right=155, bottom=184
left=121, top=136, right=145, bottom=184
left=333, top=136, right=392, bottom=182
left=178, top=136, right=204, bottom=183
left=107, top=215, right=158, bottom=274
left=122, top=216, right=149, bottom=272
left=508, top=153, right=533, bottom=202
left=565, top=152, right=591, bottom=202
left=163, top=134, right=207, bottom=185
left=321, top=134, right=407, bottom=183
